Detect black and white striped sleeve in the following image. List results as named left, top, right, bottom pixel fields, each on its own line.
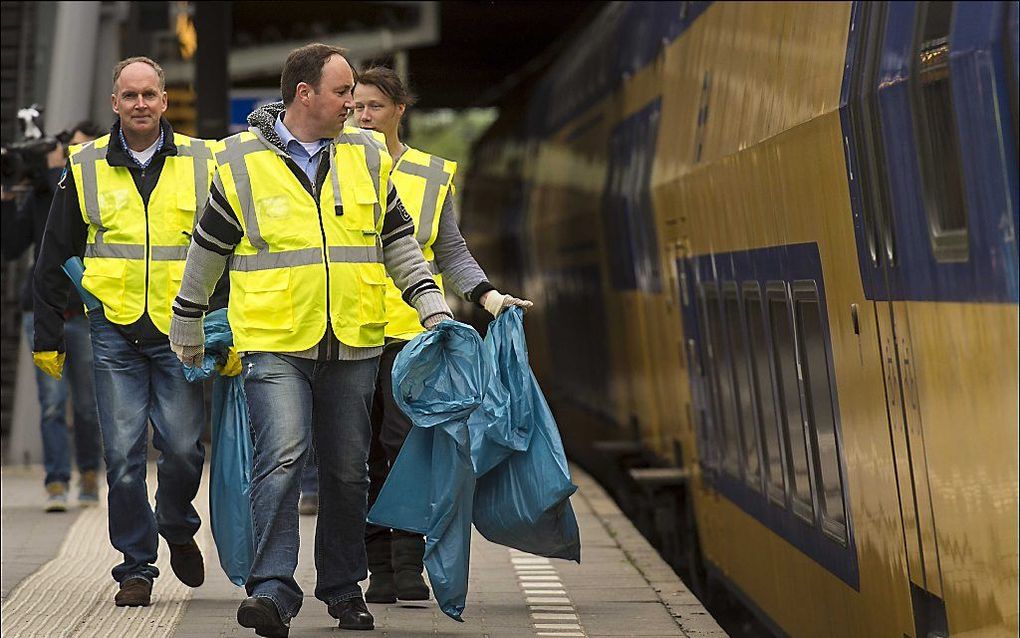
left=379, top=183, right=415, bottom=247
left=172, top=171, right=241, bottom=319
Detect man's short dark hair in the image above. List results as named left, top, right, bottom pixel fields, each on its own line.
left=281, top=43, right=350, bottom=106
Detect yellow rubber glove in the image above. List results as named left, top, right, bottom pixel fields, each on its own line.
left=33, top=351, right=66, bottom=380
left=217, top=347, right=242, bottom=377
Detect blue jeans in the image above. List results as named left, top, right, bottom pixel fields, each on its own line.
left=241, top=353, right=378, bottom=621
left=23, top=313, right=102, bottom=485
left=89, top=311, right=205, bottom=583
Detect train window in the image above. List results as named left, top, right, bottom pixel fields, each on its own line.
left=911, top=1, right=970, bottom=262
left=697, top=283, right=723, bottom=471
left=724, top=283, right=761, bottom=490
left=767, top=283, right=815, bottom=523
left=792, top=282, right=848, bottom=545
left=745, top=283, right=785, bottom=503
left=851, top=1, right=896, bottom=266
left=704, top=283, right=741, bottom=477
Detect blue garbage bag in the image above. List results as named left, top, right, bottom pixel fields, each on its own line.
left=370, top=310, right=581, bottom=621
left=183, top=309, right=255, bottom=586
left=472, top=308, right=580, bottom=562
left=466, top=309, right=530, bottom=477
left=368, top=321, right=488, bottom=621
left=209, top=374, right=255, bottom=586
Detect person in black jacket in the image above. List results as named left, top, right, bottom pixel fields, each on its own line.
left=0, top=121, right=102, bottom=513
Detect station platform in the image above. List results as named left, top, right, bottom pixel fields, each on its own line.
left=1, top=463, right=725, bottom=638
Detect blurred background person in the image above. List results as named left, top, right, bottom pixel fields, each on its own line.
left=0, top=121, right=103, bottom=512
left=348, top=66, right=532, bottom=604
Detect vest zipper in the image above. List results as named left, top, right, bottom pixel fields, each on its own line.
left=287, top=152, right=333, bottom=360
left=309, top=159, right=331, bottom=361
left=141, top=167, right=151, bottom=327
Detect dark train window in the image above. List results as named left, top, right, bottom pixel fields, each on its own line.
left=705, top=283, right=741, bottom=477
left=697, top=283, right=723, bottom=471
left=851, top=1, right=896, bottom=266
left=767, top=283, right=815, bottom=522
left=745, top=283, right=785, bottom=503
left=792, top=282, right=848, bottom=545
left=911, top=1, right=970, bottom=262
left=724, top=283, right=761, bottom=490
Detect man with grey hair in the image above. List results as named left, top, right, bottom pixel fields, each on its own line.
left=32, top=56, right=222, bottom=607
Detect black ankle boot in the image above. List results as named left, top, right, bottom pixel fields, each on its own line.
left=328, top=597, right=375, bottom=630
left=392, top=533, right=430, bottom=601
left=365, top=534, right=396, bottom=604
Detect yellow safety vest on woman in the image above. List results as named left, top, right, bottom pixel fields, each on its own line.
left=69, top=133, right=218, bottom=335
left=215, top=126, right=392, bottom=352
left=385, top=147, right=457, bottom=340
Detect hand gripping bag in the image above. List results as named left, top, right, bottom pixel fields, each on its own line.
left=472, top=308, right=581, bottom=562
left=368, top=321, right=488, bottom=621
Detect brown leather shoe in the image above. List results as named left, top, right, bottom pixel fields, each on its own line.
left=168, top=539, right=205, bottom=587
left=114, top=577, right=152, bottom=607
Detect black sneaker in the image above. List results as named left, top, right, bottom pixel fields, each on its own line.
left=328, top=597, right=375, bottom=631
left=237, top=596, right=289, bottom=638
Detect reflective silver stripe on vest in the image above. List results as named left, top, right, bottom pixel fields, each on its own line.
left=151, top=245, right=190, bottom=261
left=176, top=140, right=214, bottom=224
left=396, top=155, right=452, bottom=246
left=71, top=142, right=111, bottom=246
left=329, top=148, right=343, bottom=212
left=229, top=247, right=323, bottom=272
left=215, top=135, right=275, bottom=254
left=338, top=130, right=383, bottom=225
left=84, top=243, right=145, bottom=259
left=328, top=245, right=384, bottom=263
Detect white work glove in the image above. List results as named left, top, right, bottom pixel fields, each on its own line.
left=169, top=314, right=206, bottom=368
left=481, top=290, right=533, bottom=318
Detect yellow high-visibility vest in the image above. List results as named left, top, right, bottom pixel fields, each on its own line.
left=69, top=132, right=219, bottom=335
left=216, top=126, right=392, bottom=352
left=385, top=147, right=457, bottom=340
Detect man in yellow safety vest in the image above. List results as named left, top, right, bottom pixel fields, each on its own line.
left=32, top=56, right=221, bottom=608
left=167, top=44, right=453, bottom=637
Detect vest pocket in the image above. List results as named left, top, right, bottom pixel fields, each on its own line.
left=81, top=258, right=127, bottom=311
left=340, top=182, right=379, bottom=231
left=239, top=270, right=293, bottom=330
left=358, top=265, right=388, bottom=331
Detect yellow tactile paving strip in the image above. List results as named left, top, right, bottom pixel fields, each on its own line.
left=1, top=473, right=210, bottom=638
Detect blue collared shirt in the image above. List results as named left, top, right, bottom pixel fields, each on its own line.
left=273, top=112, right=331, bottom=185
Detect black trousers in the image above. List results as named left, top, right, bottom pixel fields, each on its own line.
left=365, top=340, right=417, bottom=544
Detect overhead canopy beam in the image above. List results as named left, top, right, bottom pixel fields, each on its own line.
left=162, top=1, right=438, bottom=84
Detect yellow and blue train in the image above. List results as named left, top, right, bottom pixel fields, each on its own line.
left=460, top=2, right=1018, bottom=636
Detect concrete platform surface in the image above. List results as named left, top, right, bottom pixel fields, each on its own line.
left=1, top=463, right=726, bottom=637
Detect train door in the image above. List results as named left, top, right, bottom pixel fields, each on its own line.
left=863, top=1, right=1019, bottom=635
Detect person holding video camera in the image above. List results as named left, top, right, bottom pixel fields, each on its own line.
left=1, top=120, right=103, bottom=513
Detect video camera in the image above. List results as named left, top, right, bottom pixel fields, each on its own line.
left=1, top=105, right=62, bottom=193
